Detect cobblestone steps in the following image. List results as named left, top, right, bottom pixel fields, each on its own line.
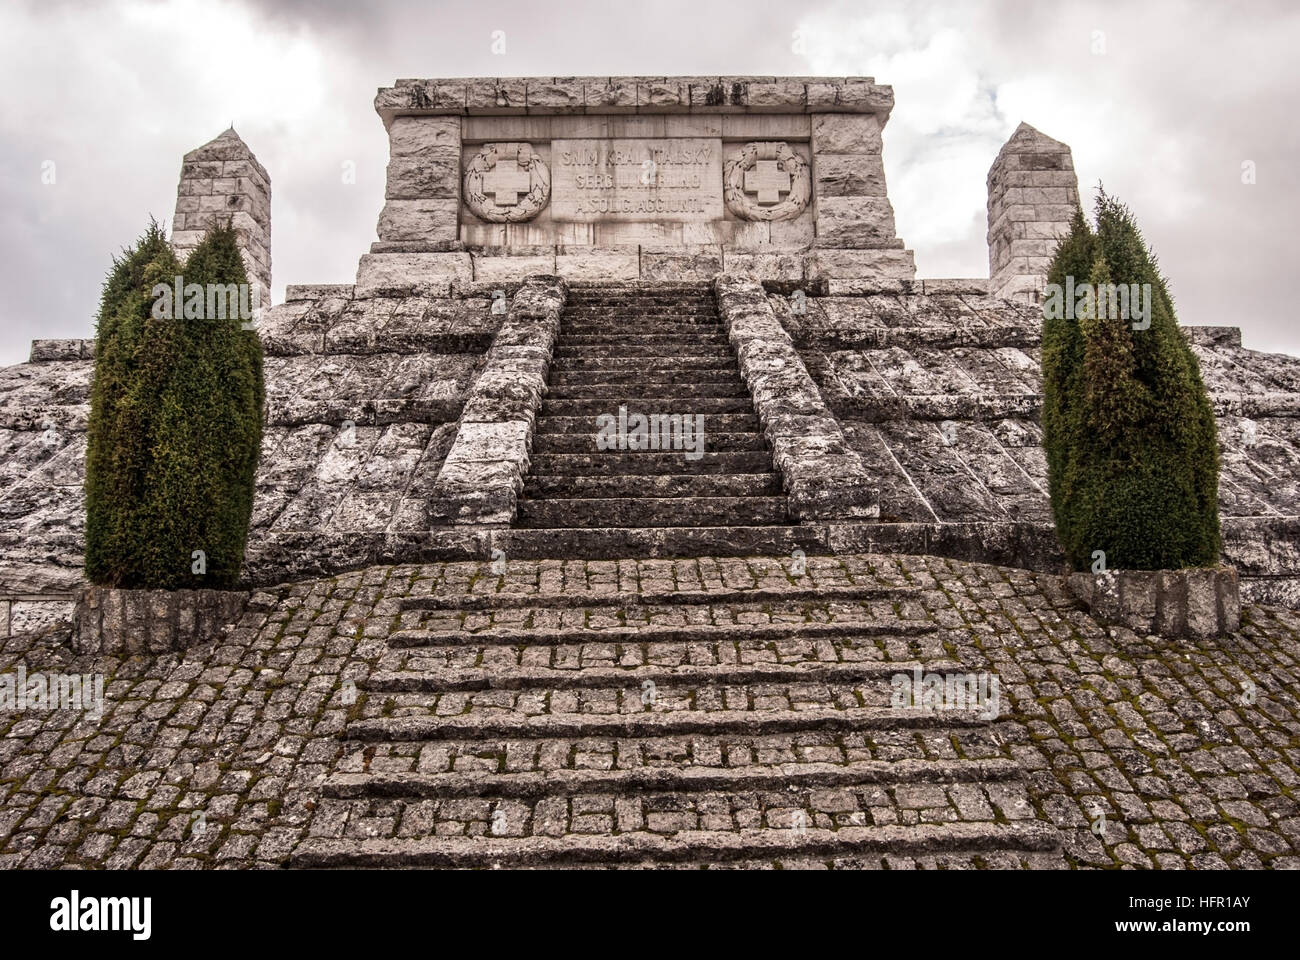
left=290, top=563, right=1064, bottom=869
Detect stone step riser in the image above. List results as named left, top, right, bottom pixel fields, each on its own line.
left=551, top=347, right=737, bottom=360
left=523, top=471, right=777, bottom=496
left=365, top=659, right=962, bottom=693
left=544, top=383, right=748, bottom=400
left=344, top=706, right=990, bottom=742
left=389, top=618, right=937, bottom=648
left=398, top=582, right=918, bottom=611
left=480, top=526, right=834, bottom=561
left=547, top=358, right=737, bottom=371
left=534, top=414, right=757, bottom=433
left=322, top=757, right=1019, bottom=800
left=528, top=451, right=774, bottom=475
left=548, top=371, right=740, bottom=387
left=542, top=399, right=753, bottom=416
left=290, top=822, right=1061, bottom=869
left=516, top=497, right=790, bottom=529
left=556, top=333, right=728, bottom=340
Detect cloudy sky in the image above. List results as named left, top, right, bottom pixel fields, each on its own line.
left=1, top=0, right=1297, bottom=366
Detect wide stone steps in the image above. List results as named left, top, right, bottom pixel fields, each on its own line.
left=365, top=659, right=961, bottom=693
left=551, top=345, right=735, bottom=359
left=531, top=433, right=766, bottom=455
left=529, top=450, right=773, bottom=475
left=523, top=472, right=778, bottom=497
left=543, top=381, right=748, bottom=400
left=559, top=331, right=732, bottom=344
left=560, top=322, right=723, bottom=331
left=510, top=283, right=799, bottom=560
left=321, top=757, right=1019, bottom=799
left=541, top=398, right=753, bottom=416
left=536, top=413, right=759, bottom=433
left=441, top=526, right=832, bottom=560
left=549, top=357, right=737, bottom=372
left=385, top=618, right=938, bottom=649
left=548, top=369, right=741, bottom=387
left=289, top=554, right=1063, bottom=870
left=344, top=706, right=992, bottom=742
left=352, top=677, right=975, bottom=723
left=397, top=580, right=920, bottom=610
left=517, top=496, right=790, bottom=528
left=292, top=823, right=1060, bottom=869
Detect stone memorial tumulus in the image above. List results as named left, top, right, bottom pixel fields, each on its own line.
left=0, top=76, right=1299, bottom=873
left=1, top=76, right=1298, bottom=635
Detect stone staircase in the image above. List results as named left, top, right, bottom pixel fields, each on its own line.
left=513, top=282, right=795, bottom=537
left=291, top=568, right=1062, bottom=869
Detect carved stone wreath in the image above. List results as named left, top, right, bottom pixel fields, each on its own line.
left=463, top=142, right=551, bottom=223
left=723, top=141, right=811, bottom=222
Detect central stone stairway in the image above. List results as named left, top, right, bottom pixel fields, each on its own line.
left=504, top=283, right=820, bottom=559
left=291, top=557, right=1062, bottom=869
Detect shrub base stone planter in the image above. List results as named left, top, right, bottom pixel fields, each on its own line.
left=74, top=585, right=250, bottom=655
left=1068, top=566, right=1240, bottom=640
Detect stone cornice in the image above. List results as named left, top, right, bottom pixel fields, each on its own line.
left=374, top=76, right=893, bottom=126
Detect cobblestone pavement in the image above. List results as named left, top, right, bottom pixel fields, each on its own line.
left=1, top=554, right=1297, bottom=869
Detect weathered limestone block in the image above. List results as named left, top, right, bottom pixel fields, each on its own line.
left=388, top=116, right=460, bottom=156
left=638, top=79, right=688, bottom=112
left=987, top=123, right=1079, bottom=302
left=721, top=251, right=805, bottom=282
left=715, top=275, right=878, bottom=521
left=526, top=77, right=586, bottom=113
left=1068, top=566, right=1240, bottom=641
left=555, top=246, right=640, bottom=282
left=74, top=585, right=250, bottom=655
left=811, top=115, right=883, bottom=155
left=807, top=248, right=916, bottom=282
left=354, top=252, right=473, bottom=297
left=473, top=251, right=559, bottom=283
left=385, top=155, right=460, bottom=200
left=642, top=246, right=723, bottom=282
left=815, top=155, right=888, bottom=197
left=377, top=199, right=460, bottom=243
left=807, top=79, right=894, bottom=116
left=583, top=78, right=638, bottom=113
left=466, top=78, right=529, bottom=115
left=815, top=197, right=900, bottom=247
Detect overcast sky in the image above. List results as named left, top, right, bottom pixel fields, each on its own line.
left=1, top=0, right=1297, bottom=366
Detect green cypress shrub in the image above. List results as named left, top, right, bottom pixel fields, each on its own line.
left=84, top=222, right=264, bottom=589
left=1041, top=191, right=1221, bottom=571
left=84, top=222, right=180, bottom=585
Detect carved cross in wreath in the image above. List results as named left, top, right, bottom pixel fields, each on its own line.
left=481, top=163, right=533, bottom=207
left=744, top=160, right=792, bottom=205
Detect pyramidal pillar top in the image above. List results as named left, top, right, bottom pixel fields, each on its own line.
left=986, top=122, right=1079, bottom=303
left=170, top=127, right=272, bottom=306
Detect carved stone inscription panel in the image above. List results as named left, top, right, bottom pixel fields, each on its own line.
left=550, top=138, right=723, bottom=222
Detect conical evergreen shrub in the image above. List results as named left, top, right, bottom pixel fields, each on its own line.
left=1041, top=191, right=1221, bottom=571
left=85, top=222, right=264, bottom=589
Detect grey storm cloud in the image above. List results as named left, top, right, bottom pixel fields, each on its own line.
left=1, top=0, right=1297, bottom=366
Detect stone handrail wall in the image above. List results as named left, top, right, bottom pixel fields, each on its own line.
left=713, top=275, right=877, bottom=522
left=431, top=275, right=568, bottom=525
